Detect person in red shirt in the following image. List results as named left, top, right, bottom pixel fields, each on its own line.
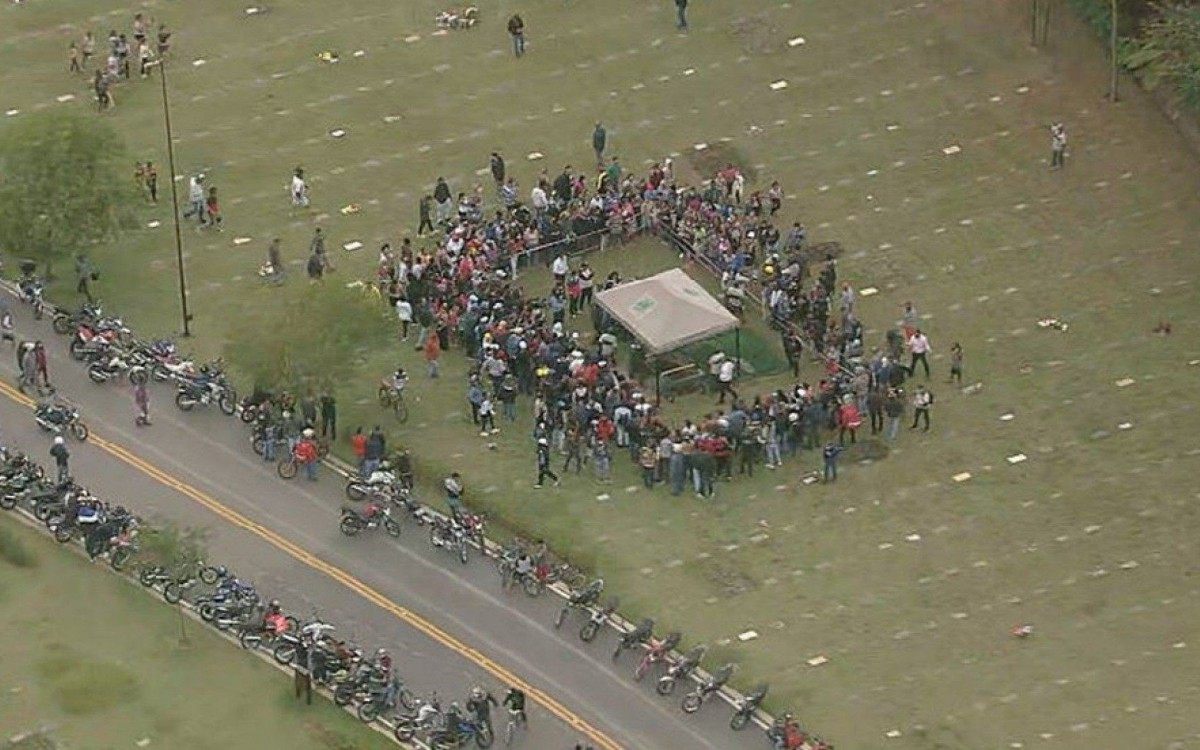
left=295, top=428, right=319, bottom=480
left=424, top=333, right=441, bottom=378
left=838, top=399, right=862, bottom=445
left=594, top=415, right=615, bottom=444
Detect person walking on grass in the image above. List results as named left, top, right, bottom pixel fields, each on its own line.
left=910, top=385, right=933, bottom=432
left=907, top=328, right=931, bottom=378
left=534, top=438, right=560, bottom=488
left=291, top=167, right=310, bottom=208
left=507, top=14, right=526, bottom=57
left=822, top=442, right=843, bottom=483
left=203, top=186, right=223, bottom=231
left=144, top=161, right=158, bottom=204
left=183, top=173, right=205, bottom=223
left=949, top=342, right=964, bottom=385
left=1050, top=123, right=1067, bottom=169
left=592, top=122, right=606, bottom=168
left=478, top=393, right=497, bottom=436
left=75, top=254, right=97, bottom=302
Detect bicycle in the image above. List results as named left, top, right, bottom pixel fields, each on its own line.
left=503, top=708, right=525, bottom=746
left=377, top=381, right=409, bottom=423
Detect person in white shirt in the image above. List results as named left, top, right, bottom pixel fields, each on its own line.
left=910, top=385, right=933, bottom=431
left=717, top=357, right=738, bottom=405
left=530, top=183, right=549, bottom=217
left=907, top=329, right=931, bottom=378
left=182, top=173, right=205, bottom=224
left=290, top=167, right=309, bottom=207
left=395, top=297, right=413, bottom=341
left=550, top=253, right=569, bottom=283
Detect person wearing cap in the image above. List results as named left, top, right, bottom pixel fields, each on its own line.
left=534, top=437, right=560, bottom=488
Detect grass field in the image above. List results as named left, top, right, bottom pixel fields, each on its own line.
left=0, top=515, right=391, bottom=750
left=4, top=0, right=1200, bottom=747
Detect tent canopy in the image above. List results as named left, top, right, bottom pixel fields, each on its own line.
left=595, top=268, right=739, bottom=355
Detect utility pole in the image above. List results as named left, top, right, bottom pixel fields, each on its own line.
left=149, top=58, right=193, bottom=336
left=1108, top=0, right=1120, bottom=101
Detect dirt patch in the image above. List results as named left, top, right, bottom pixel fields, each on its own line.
left=845, top=438, right=890, bottom=463
left=729, top=13, right=778, bottom=56
left=680, top=142, right=758, bottom=186
left=36, top=654, right=139, bottom=715
left=702, top=560, right=759, bottom=598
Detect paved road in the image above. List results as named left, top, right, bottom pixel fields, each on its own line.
left=0, top=296, right=767, bottom=750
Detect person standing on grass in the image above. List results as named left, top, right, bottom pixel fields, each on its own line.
left=907, top=328, right=931, bottom=378
left=884, top=388, right=904, bottom=441
left=478, top=393, right=497, bottom=436
left=489, top=151, right=505, bottom=196
left=948, top=342, right=964, bottom=385
left=592, top=122, right=606, bottom=167
left=507, top=14, right=526, bottom=57
left=424, top=332, right=441, bottom=378
left=675, top=0, right=689, bottom=30
left=204, top=186, right=223, bottom=230
left=69, top=42, right=82, bottom=74
left=417, top=194, right=434, bottom=236
left=81, top=31, right=96, bottom=67
left=75, top=254, right=97, bottom=302
left=144, top=161, right=158, bottom=204
left=310, top=227, right=333, bottom=272
left=901, top=300, right=918, bottom=341
left=910, top=385, right=933, bottom=432
left=534, top=438, right=560, bottom=488
left=433, top=177, right=453, bottom=225
left=351, top=427, right=367, bottom=474
left=266, top=237, right=284, bottom=284
left=444, top=471, right=465, bottom=516
left=837, top=397, right=862, bottom=446
left=1050, top=123, right=1067, bottom=169
left=593, top=439, right=612, bottom=484
left=822, top=442, right=843, bottom=483
left=319, top=390, right=337, bottom=440
left=291, top=167, right=309, bottom=208
left=867, top=386, right=885, bottom=435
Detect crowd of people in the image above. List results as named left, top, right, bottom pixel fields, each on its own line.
left=362, top=143, right=953, bottom=497
left=69, top=14, right=171, bottom=112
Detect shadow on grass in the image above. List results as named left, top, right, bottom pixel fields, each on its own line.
left=0, top=526, right=37, bottom=569
left=35, top=653, right=139, bottom=715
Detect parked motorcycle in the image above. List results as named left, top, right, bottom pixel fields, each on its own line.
left=339, top=504, right=401, bottom=538
left=612, top=617, right=654, bottom=661
left=656, top=645, right=707, bottom=695
left=554, top=578, right=605, bottom=629
left=174, top=376, right=237, bottom=415
left=33, top=402, right=89, bottom=441
left=681, top=663, right=736, bottom=714
left=580, top=597, right=620, bottom=643
left=52, top=301, right=104, bottom=336
left=392, top=694, right=445, bottom=742
left=729, top=682, right=768, bottom=730
left=633, top=631, right=681, bottom=681
left=87, top=347, right=149, bottom=385
left=429, top=516, right=469, bottom=564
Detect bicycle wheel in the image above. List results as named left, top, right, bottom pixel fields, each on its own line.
left=394, top=398, right=409, bottom=424
left=376, top=386, right=391, bottom=408
left=579, top=620, right=600, bottom=643
left=681, top=692, right=702, bottom=713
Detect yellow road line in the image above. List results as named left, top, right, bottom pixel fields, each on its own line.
left=0, top=379, right=622, bottom=750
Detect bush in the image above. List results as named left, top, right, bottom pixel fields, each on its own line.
left=0, top=524, right=37, bottom=568
left=1123, top=4, right=1200, bottom=110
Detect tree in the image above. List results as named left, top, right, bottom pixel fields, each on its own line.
left=137, top=522, right=207, bottom=572
left=224, top=283, right=396, bottom=393
left=0, top=112, right=135, bottom=276
left=1123, top=3, right=1200, bottom=110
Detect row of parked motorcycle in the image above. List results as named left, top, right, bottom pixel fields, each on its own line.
left=0, top=447, right=500, bottom=749
left=13, top=279, right=832, bottom=749
left=18, top=277, right=241, bottom=413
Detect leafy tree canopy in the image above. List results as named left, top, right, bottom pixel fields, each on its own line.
left=0, top=112, right=135, bottom=273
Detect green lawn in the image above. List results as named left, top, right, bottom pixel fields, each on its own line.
left=4, top=0, right=1200, bottom=747
left=0, top=516, right=391, bottom=750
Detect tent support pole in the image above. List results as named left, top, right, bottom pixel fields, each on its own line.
left=655, top=362, right=662, bottom=407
